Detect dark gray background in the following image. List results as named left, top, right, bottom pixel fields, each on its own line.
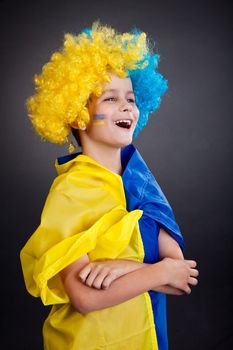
left=1, top=0, right=232, bottom=349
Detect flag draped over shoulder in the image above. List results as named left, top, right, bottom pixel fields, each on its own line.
left=20, top=153, right=142, bottom=306
left=20, top=144, right=183, bottom=350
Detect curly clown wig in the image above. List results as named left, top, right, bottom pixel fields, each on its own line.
left=26, top=21, right=168, bottom=148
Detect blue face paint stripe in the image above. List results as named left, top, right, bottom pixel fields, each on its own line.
left=93, top=114, right=105, bottom=120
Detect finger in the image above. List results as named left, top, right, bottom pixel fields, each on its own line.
left=79, top=264, right=92, bottom=282
left=185, top=260, right=197, bottom=268
left=184, top=285, right=191, bottom=294
left=85, top=266, right=102, bottom=287
left=101, top=273, right=117, bottom=289
left=93, top=269, right=110, bottom=290
left=188, top=277, right=198, bottom=286
left=190, top=268, right=199, bottom=277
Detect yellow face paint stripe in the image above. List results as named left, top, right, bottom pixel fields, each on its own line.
left=92, top=120, right=105, bottom=126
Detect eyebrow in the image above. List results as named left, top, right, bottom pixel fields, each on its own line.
left=103, top=89, right=135, bottom=94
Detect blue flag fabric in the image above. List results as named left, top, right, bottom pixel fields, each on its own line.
left=121, top=144, right=184, bottom=350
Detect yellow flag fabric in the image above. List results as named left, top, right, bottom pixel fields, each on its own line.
left=20, top=154, right=158, bottom=349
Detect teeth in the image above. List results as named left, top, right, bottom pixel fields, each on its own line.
left=114, top=119, right=132, bottom=126
left=114, top=119, right=132, bottom=129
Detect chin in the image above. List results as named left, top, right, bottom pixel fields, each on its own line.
left=114, top=137, right=133, bottom=148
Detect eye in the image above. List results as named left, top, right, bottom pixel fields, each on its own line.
left=127, top=98, right=135, bottom=103
left=104, top=97, right=117, bottom=102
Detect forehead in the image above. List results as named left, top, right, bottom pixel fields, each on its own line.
left=103, top=74, right=133, bottom=93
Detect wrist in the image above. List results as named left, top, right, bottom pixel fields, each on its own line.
left=123, top=260, right=148, bottom=274
left=155, top=259, right=170, bottom=286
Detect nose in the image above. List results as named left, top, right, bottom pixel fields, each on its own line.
left=119, top=100, right=133, bottom=112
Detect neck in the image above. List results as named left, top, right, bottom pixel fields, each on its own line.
left=81, top=142, right=122, bottom=175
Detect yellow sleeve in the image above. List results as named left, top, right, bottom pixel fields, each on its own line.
left=20, top=173, right=142, bottom=306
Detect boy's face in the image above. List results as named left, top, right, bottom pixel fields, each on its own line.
left=82, top=73, right=139, bottom=149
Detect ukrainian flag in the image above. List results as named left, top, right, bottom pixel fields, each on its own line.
left=20, top=144, right=183, bottom=350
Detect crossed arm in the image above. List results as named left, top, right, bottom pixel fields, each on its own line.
left=60, top=227, right=199, bottom=314
left=78, top=228, right=184, bottom=293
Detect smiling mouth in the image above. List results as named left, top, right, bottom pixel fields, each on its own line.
left=114, top=119, right=132, bottom=129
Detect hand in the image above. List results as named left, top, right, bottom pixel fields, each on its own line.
left=78, top=260, right=133, bottom=290
left=161, top=258, right=199, bottom=294
left=153, top=285, right=184, bottom=296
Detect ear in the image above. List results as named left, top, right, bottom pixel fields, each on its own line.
left=70, top=121, right=86, bottom=131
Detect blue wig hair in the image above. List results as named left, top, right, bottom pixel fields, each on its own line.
left=129, top=52, right=168, bottom=138
left=126, top=28, right=168, bottom=137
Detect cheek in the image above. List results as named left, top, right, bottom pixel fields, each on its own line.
left=88, top=112, right=106, bottom=129
left=87, top=120, right=110, bottom=139
left=134, top=107, right=139, bottom=121
left=92, top=114, right=106, bottom=122
left=92, top=120, right=105, bottom=126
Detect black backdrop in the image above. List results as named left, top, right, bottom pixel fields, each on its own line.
left=1, top=0, right=232, bottom=349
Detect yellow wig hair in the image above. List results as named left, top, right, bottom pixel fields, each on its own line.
left=26, top=21, right=149, bottom=145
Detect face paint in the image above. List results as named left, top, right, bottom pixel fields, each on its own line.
left=92, top=120, right=105, bottom=126
left=93, top=114, right=105, bottom=120
left=92, top=114, right=105, bottom=126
